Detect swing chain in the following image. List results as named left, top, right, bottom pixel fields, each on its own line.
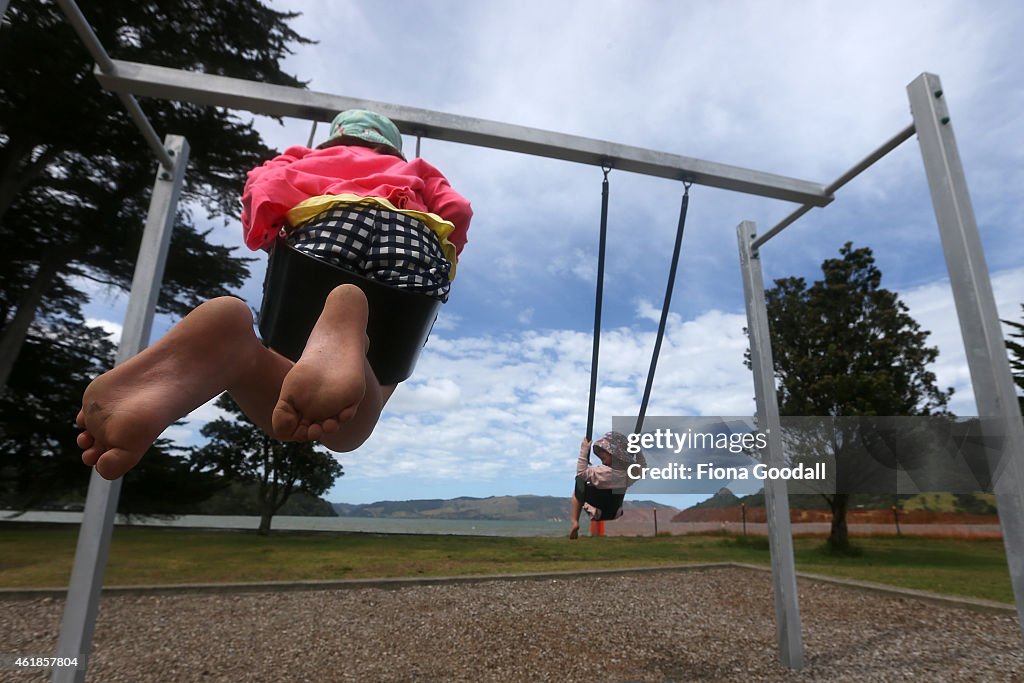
left=601, top=161, right=612, bottom=181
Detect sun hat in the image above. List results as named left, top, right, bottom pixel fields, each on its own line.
left=593, top=431, right=633, bottom=471
left=319, top=109, right=404, bottom=158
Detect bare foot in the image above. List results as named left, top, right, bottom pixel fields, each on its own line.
left=569, top=525, right=579, bottom=540
left=77, top=297, right=263, bottom=480
left=272, top=284, right=370, bottom=441
left=76, top=367, right=185, bottom=480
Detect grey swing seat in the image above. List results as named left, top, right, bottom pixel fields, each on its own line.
left=258, top=239, right=442, bottom=386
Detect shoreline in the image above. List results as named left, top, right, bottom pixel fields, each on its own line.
left=1, top=513, right=1004, bottom=540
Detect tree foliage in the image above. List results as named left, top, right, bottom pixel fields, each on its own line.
left=761, top=243, right=952, bottom=550
left=0, top=0, right=312, bottom=388
left=0, top=316, right=116, bottom=508
left=0, top=314, right=222, bottom=515
left=1005, top=304, right=1024, bottom=414
left=0, top=0, right=311, bottom=506
left=191, top=394, right=344, bottom=534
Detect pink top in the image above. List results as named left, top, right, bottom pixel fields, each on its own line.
left=240, top=144, right=473, bottom=254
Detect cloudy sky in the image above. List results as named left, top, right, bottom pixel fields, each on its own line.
left=84, top=0, right=1024, bottom=507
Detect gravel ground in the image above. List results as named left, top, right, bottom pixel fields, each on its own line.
left=2, top=567, right=1022, bottom=682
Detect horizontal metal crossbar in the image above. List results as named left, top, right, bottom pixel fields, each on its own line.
left=751, top=123, right=916, bottom=250
left=95, top=59, right=832, bottom=206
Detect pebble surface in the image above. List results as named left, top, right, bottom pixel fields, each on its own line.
left=2, top=567, right=1022, bottom=682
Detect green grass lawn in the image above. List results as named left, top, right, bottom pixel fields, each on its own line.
left=0, top=524, right=1013, bottom=604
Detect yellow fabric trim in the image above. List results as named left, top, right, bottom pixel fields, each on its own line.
left=285, top=194, right=459, bottom=280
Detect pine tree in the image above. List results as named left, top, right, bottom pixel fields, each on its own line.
left=1005, top=304, right=1024, bottom=414
left=192, top=395, right=344, bottom=535
left=0, top=0, right=312, bottom=506
left=761, top=243, right=952, bottom=551
left=0, top=0, right=312, bottom=389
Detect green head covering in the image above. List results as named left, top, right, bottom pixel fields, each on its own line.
left=321, top=109, right=404, bottom=157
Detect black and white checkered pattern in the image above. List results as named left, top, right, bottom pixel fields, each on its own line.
left=287, top=204, right=451, bottom=301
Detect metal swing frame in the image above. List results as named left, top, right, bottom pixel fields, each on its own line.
left=25, top=1, right=1023, bottom=679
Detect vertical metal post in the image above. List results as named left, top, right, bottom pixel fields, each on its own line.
left=52, top=135, right=189, bottom=683
left=737, top=221, right=804, bottom=669
left=908, top=72, right=1024, bottom=633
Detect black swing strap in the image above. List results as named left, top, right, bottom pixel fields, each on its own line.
left=586, top=164, right=612, bottom=442
left=635, top=182, right=692, bottom=434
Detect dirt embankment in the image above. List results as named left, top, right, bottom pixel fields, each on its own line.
left=671, top=506, right=999, bottom=525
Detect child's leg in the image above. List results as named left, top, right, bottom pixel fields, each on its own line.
left=569, top=490, right=584, bottom=539
left=79, top=286, right=394, bottom=479
left=569, top=481, right=585, bottom=540
left=77, top=296, right=289, bottom=480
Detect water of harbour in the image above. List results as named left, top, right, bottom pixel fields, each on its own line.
left=0, top=510, right=569, bottom=537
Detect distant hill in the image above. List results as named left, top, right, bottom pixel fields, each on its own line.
left=332, top=495, right=680, bottom=522
left=686, top=488, right=741, bottom=509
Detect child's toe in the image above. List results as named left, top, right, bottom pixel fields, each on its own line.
left=82, top=447, right=100, bottom=466
left=271, top=399, right=300, bottom=440
left=77, top=430, right=95, bottom=449
left=95, top=448, right=139, bottom=481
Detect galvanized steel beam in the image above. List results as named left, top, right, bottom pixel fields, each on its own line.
left=908, top=72, right=1024, bottom=636
left=95, top=59, right=832, bottom=206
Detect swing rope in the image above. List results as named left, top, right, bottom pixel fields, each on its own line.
left=586, top=164, right=612, bottom=441
left=586, top=172, right=693, bottom=440
left=635, top=181, right=692, bottom=434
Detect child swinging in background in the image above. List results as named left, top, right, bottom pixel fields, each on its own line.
left=569, top=431, right=646, bottom=539
left=77, top=110, right=473, bottom=480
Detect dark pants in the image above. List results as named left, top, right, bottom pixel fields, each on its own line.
left=573, top=475, right=625, bottom=521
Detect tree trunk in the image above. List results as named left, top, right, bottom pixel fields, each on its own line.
left=828, top=493, right=850, bottom=551
left=257, top=508, right=273, bottom=536
left=0, top=248, right=69, bottom=392
left=255, top=470, right=299, bottom=537
left=255, top=464, right=272, bottom=535
left=0, top=139, right=57, bottom=225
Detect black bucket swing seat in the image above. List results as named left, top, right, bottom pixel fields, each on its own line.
left=258, top=239, right=442, bottom=386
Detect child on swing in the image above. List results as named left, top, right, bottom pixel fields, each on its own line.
left=568, top=431, right=646, bottom=538
left=77, top=110, right=472, bottom=480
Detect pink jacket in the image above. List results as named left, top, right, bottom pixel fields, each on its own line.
left=240, top=144, right=473, bottom=255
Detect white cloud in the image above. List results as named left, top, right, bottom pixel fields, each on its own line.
left=161, top=425, right=196, bottom=444
left=430, top=311, right=461, bottom=332
left=85, top=318, right=123, bottom=344
left=65, top=0, right=1023, bottom=507
left=339, top=308, right=756, bottom=489
left=338, top=264, right=1024, bottom=498
left=901, top=266, right=1024, bottom=415
left=388, top=378, right=461, bottom=413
